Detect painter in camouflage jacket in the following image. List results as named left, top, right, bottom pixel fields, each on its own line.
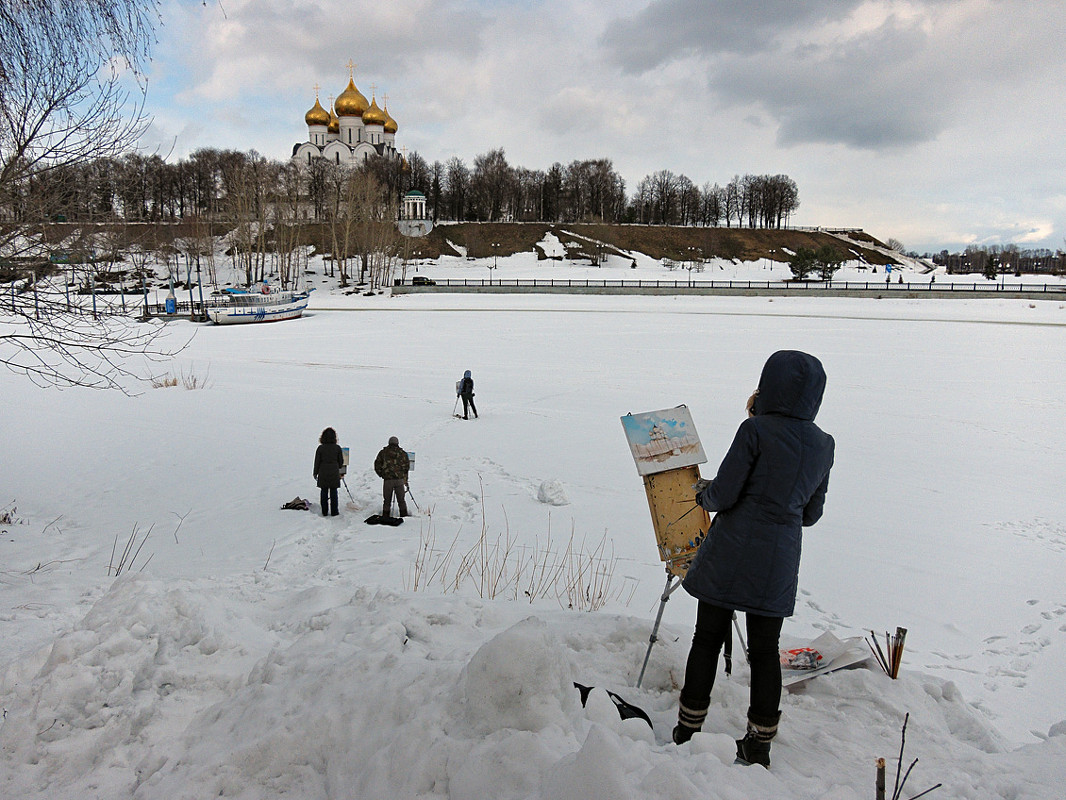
left=374, top=439, right=410, bottom=481
left=375, top=437, right=410, bottom=517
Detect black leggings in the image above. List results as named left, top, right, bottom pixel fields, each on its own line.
left=678, top=602, right=783, bottom=728
left=461, top=394, right=477, bottom=418
left=320, top=486, right=338, bottom=515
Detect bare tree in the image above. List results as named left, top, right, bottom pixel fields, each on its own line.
left=274, top=163, right=305, bottom=289
left=1, top=1, right=156, bottom=248
left=724, top=176, right=741, bottom=228
left=0, top=2, right=183, bottom=391
left=470, top=148, right=513, bottom=221
left=650, top=169, right=679, bottom=224
left=348, top=170, right=400, bottom=288
left=331, top=164, right=360, bottom=288
left=428, top=159, right=444, bottom=222
left=443, top=156, right=469, bottom=221
left=631, top=175, right=654, bottom=224
left=699, top=182, right=723, bottom=227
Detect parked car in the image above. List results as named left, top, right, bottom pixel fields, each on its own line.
left=411, top=276, right=436, bottom=286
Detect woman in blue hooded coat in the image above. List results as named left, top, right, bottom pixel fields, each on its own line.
left=672, top=351, right=834, bottom=768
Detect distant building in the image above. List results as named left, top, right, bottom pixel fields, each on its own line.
left=292, top=62, right=399, bottom=167
left=397, top=190, right=432, bottom=237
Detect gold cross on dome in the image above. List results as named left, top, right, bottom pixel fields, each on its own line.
left=346, top=59, right=356, bottom=78
left=383, top=93, right=388, bottom=106
left=313, top=83, right=320, bottom=97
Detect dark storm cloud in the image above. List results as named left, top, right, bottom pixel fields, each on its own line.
left=600, top=0, right=968, bottom=149
left=601, top=0, right=862, bottom=70
left=712, top=18, right=955, bottom=149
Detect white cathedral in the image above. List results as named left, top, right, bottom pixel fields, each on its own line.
left=292, top=64, right=399, bottom=167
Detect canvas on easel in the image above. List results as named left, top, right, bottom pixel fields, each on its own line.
left=621, top=405, right=706, bottom=477
left=622, top=405, right=712, bottom=687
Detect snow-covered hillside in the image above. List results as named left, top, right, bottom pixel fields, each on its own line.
left=2, top=259, right=1066, bottom=798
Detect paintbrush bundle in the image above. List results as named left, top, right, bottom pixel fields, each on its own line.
left=866, top=626, right=908, bottom=679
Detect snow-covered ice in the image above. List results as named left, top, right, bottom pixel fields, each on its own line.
left=3, top=253, right=1066, bottom=798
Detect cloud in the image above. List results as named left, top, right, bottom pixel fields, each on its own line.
left=601, top=0, right=862, bottom=69
left=160, top=0, right=489, bottom=103
left=712, top=19, right=954, bottom=149
left=601, top=0, right=1066, bottom=151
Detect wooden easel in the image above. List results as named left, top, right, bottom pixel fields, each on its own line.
left=635, top=464, right=708, bottom=688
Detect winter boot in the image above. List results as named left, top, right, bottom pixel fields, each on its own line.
left=735, top=732, right=771, bottom=767
left=734, top=713, right=779, bottom=768
left=672, top=701, right=707, bottom=745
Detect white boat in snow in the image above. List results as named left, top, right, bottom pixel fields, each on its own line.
left=206, top=286, right=312, bottom=325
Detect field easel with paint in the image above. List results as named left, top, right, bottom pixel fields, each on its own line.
left=620, top=405, right=709, bottom=687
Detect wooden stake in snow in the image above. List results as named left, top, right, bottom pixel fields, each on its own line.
left=876, top=714, right=942, bottom=800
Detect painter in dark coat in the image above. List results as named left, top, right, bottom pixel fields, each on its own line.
left=314, top=427, right=345, bottom=516
left=672, top=350, right=834, bottom=763
left=683, top=349, right=835, bottom=617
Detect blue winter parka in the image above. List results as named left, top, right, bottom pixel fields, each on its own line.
left=682, top=350, right=835, bottom=618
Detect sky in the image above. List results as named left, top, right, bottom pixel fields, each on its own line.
left=138, top=0, right=1066, bottom=255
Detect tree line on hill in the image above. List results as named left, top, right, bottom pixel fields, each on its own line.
left=3, top=146, right=801, bottom=231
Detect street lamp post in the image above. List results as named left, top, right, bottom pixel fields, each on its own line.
left=196, top=258, right=205, bottom=319
left=491, top=243, right=499, bottom=285
left=186, top=259, right=195, bottom=320
left=90, top=251, right=97, bottom=319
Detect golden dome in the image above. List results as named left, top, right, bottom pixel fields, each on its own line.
left=362, top=96, right=386, bottom=126
left=328, top=104, right=339, bottom=134
left=334, top=78, right=368, bottom=117
left=383, top=100, right=397, bottom=134
left=304, top=97, right=330, bottom=127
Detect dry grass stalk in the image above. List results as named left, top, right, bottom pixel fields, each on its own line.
left=150, top=366, right=208, bottom=389
left=108, top=522, right=154, bottom=576
left=405, top=500, right=635, bottom=612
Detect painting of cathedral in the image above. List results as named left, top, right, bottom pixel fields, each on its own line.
left=621, top=406, right=707, bottom=476
left=292, top=62, right=400, bottom=167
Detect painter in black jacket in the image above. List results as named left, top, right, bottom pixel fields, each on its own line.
left=313, top=427, right=345, bottom=517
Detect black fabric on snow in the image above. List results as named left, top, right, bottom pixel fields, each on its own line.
left=682, top=350, right=835, bottom=617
